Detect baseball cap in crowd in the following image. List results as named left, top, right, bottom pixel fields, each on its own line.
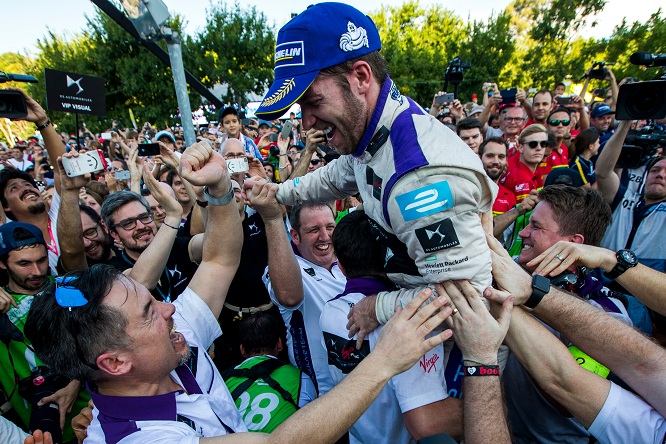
left=469, top=105, right=484, bottom=117
left=544, top=168, right=584, bottom=188
left=207, top=128, right=219, bottom=136
left=258, top=120, right=274, bottom=129
left=0, top=222, right=46, bottom=257
left=154, top=131, right=176, bottom=144
left=590, top=104, right=615, bottom=118
left=255, top=2, right=381, bottom=119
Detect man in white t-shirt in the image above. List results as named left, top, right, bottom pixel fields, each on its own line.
left=321, top=210, right=461, bottom=443
left=251, top=188, right=345, bottom=395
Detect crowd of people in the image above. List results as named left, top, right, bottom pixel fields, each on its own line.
left=1, top=3, right=665, bottom=444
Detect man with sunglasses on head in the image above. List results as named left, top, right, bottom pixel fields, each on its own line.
left=0, top=222, right=90, bottom=443
left=500, top=124, right=548, bottom=203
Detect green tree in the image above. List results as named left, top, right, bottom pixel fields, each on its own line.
left=458, top=11, right=517, bottom=98
left=370, top=1, right=467, bottom=106
left=0, top=52, right=37, bottom=143
left=29, top=10, right=201, bottom=134
left=601, top=9, right=666, bottom=81
left=187, top=2, right=275, bottom=108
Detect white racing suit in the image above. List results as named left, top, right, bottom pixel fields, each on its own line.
left=276, top=78, right=498, bottom=322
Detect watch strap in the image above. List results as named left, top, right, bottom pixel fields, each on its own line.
left=203, top=184, right=233, bottom=206
left=36, top=118, right=52, bottom=131
left=525, top=275, right=550, bottom=309
left=606, top=249, right=637, bottom=280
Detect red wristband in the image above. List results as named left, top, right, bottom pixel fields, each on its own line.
left=464, top=365, right=500, bottom=376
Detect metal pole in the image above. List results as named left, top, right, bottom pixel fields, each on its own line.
left=163, top=28, right=196, bottom=147
left=74, top=112, right=81, bottom=150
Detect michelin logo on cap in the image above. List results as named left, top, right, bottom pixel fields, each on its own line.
left=339, top=22, right=369, bottom=52
left=275, top=41, right=305, bottom=69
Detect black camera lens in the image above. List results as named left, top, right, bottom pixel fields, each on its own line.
left=626, top=84, right=662, bottom=118
left=0, top=90, right=28, bottom=119
left=18, top=367, right=70, bottom=444
left=270, top=145, right=281, bottom=157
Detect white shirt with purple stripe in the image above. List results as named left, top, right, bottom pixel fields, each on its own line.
left=84, top=288, right=247, bottom=444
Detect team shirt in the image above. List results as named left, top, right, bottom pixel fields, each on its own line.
left=500, top=160, right=543, bottom=203
left=492, top=182, right=517, bottom=216
left=537, top=144, right=569, bottom=182
left=85, top=288, right=247, bottom=444
left=570, top=155, right=597, bottom=186
left=263, top=254, right=346, bottom=395
left=320, top=277, right=448, bottom=444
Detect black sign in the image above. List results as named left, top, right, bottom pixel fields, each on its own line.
left=415, top=218, right=460, bottom=253
left=44, top=69, right=106, bottom=116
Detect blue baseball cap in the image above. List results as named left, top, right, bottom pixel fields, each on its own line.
left=590, top=104, right=615, bottom=118
left=0, top=222, right=46, bottom=257
left=154, top=130, right=176, bottom=144
left=255, top=3, right=381, bottom=120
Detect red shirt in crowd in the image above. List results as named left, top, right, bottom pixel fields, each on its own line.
left=493, top=182, right=517, bottom=216
left=537, top=143, right=569, bottom=183
left=500, top=160, right=543, bottom=203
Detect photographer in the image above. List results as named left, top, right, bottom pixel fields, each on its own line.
left=596, top=120, right=666, bottom=277
left=0, top=223, right=89, bottom=443
left=580, top=64, right=619, bottom=112
left=0, top=90, right=67, bottom=275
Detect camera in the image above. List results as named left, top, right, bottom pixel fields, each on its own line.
left=444, top=57, right=470, bottom=86
left=18, top=366, right=70, bottom=443
left=587, top=61, right=613, bottom=80
left=0, top=71, right=38, bottom=119
left=270, top=144, right=281, bottom=157
left=618, top=125, right=666, bottom=169
left=616, top=80, right=666, bottom=121
left=0, top=90, right=28, bottom=119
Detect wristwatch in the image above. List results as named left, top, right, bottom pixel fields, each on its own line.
left=203, top=185, right=234, bottom=206
left=605, top=249, right=638, bottom=280
left=524, top=274, right=550, bottom=308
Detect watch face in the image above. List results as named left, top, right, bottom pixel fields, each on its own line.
left=618, top=250, right=638, bottom=266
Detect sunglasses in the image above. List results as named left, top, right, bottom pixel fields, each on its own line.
left=526, top=140, right=549, bottom=149
left=55, top=276, right=89, bottom=310
left=549, top=119, right=570, bottom=126
left=111, top=212, right=154, bottom=231
left=310, top=159, right=321, bottom=166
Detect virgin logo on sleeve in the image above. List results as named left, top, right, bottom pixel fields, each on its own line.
left=396, top=182, right=454, bottom=221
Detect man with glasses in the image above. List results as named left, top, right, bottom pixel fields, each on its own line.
left=0, top=222, right=90, bottom=443
left=492, top=106, right=527, bottom=152
left=500, top=124, right=547, bottom=203
left=545, top=108, right=573, bottom=175
left=100, top=188, right=201, bottom=302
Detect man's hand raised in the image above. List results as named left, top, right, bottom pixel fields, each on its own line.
left=179, top=142, right=229, bottom=195
left=245, top=178, right=282, bottom=221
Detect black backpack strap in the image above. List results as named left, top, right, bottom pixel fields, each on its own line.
left=222, top=358, right=299, bottom=409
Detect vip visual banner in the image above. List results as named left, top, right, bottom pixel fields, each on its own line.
left=44, top=68, right=106, bottom=116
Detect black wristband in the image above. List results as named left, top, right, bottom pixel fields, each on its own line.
left=195, top=199, right=208, bottom=208
left=36, top=118, right=51, bottom=131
